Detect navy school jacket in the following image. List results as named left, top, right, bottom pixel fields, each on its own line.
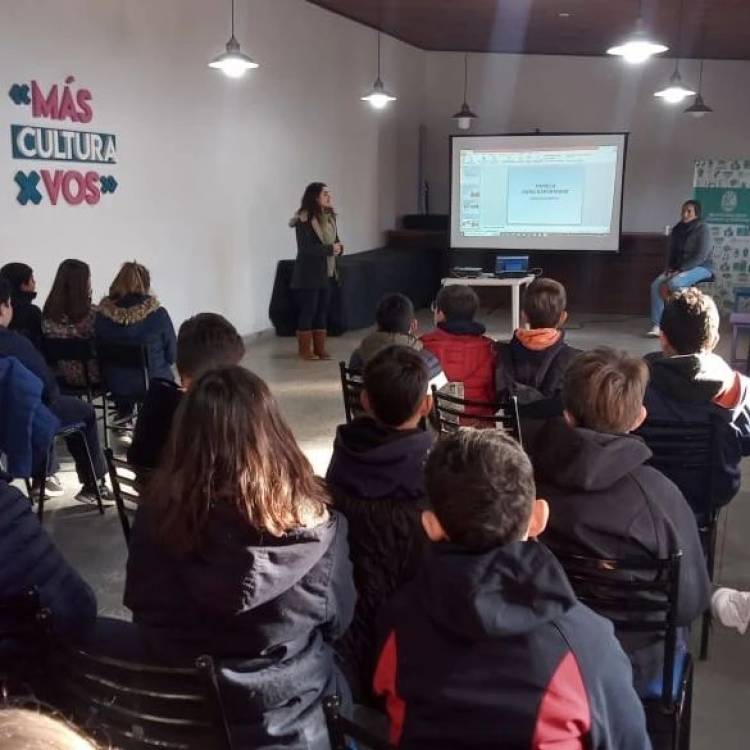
left=373, top=541, right=651, bottom=750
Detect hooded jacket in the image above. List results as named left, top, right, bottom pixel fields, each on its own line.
left=420, top=320, right=496, bottom=403
left=373, top=541, right=651, bottom=750
left=124, top=503, right=356, bottom=749
left=95, top=294, right=176, bottom=400
left=326, top=417, right=433, bottom=702
left=668, top=219, right=712, bottom=271
left=8, top=290, right=43, bottom=350
left=529, top=418, right=711, bottom=694
left=290, top=211, right=340, bottom=291
left=643, top=351, right=750, bottom=513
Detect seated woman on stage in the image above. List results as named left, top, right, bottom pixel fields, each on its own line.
left=648, top=199, right=712, bottom=337
left=289, top=182, right=343, bottom=361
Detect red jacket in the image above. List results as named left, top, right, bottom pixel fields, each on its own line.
left=421, top=322, right=495, bottom=403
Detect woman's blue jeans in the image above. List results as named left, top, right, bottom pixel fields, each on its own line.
left=650, top=267, right=713, bottom=326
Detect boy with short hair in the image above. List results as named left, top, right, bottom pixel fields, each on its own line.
left=495, top=277, right=579, bottom=411
left=373, top=428, right=650, bottom=749
left=327, top=345, right=434, bottom=702
left=0, top=263, right=42, bottom=349
left=644, top=287, right=750, bottom=513
left=128, top=313, right=245, bottom=470
left=529, top=347, right=710, bottom=695
left=349, top=293, right=444, bottom=385
left=420, top=285, right=495, bottom=402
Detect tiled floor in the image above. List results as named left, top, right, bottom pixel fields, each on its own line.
left=39, top=309, right=749, bottom=748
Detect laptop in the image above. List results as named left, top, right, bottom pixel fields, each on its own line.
left=494, top=255, right=530, bottom=279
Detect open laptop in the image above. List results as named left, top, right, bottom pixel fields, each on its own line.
left=494, top=255, right=530, bottom=279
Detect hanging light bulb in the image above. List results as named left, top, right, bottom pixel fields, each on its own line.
left=607, top=0, right=668, bottom=64
left=209, top=0, right=259, bottom=78
left=361, top=33, right=397, bottom=109
left=684, top=60, right=713, bottom=118
left=452, top=53, right=479, bottom=130
left=654, top=64, right=696, bottom=103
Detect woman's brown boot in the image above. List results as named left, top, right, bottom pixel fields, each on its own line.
left=312, top=329, right=331, bottom=360
left=297, top=331, right=319, bottom=361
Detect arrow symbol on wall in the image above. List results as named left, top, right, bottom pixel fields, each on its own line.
left=100, top=176, right=118, bottom=194
left=8, top=83, right=30, bottom=105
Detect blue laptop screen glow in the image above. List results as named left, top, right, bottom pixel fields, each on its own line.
left=495, top=256, right=529, bottom=274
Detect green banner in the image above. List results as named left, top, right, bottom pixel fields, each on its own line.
left=694, top=187, right=750, bottom=225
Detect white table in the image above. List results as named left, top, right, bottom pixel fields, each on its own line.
left=441, top=275, right=536, bottom=332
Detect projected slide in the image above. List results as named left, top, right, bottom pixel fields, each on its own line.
left=451, top=134, right=627, bottom=252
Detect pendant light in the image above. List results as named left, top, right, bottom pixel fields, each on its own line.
left=654, top=0, right=694, bottom=103
left=361, top=33, right=397, bottom=109
left=208, top=0, right=259, bottom=79
left=452, top=53, right=478, bottom=130
left=684, top=60, right=713, bottom=117
left=607, top=0, right=668, bottom=64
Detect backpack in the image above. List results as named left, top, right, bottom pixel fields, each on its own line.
left=495, top=342, right=564, bottom=405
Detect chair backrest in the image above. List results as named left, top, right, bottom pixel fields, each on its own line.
left=96, top=342, right=150, bottom=397
left=42, top=337, right=98, bottom=395
left=431, top=386, right=522, bottom=444
left=339, top=361, right=364, bottom=423
left=635, top=418, right=716, bottom=519
left=58, top=646, right=234, bottom=750
left=554, top=552, right=683, bottom=709
left=323, top=695, right=394, bottom=750
left=105, top=448, right=148, bottom=544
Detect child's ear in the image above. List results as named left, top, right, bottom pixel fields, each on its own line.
left=418, top=393, right=433, bottom=418
left=527, top=499, right=549, bottom=539
left=360, top=389, right=374, bottom=417
left=562, top=409, right=577, bottom=428
left=421, top=510, right=449, bottom=542
left=629, top=405, right=647, bottom=432
left=557, top=310, right=568, bottom=328
left=410, top=318, right=419, bottom=336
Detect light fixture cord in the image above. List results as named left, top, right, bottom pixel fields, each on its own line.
left=464, top=53, right=469, bottom=103
left=698, top=59, right=703, bottom=93
left=377, top=32, right=381, bottom=77
left=231, top=0, right=235, bottom=37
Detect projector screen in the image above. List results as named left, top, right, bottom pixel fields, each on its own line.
left=450, top=133, right=628, bottom=252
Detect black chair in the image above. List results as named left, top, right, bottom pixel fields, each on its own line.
left=42, top=337, right=102, bottom=403
left=0, top=589, right=52, bottom=697
left=324, top=695, right=394, bottom=750
left=431, top=386, right=522, bottom=444
left=56, top=646, right=234, bottom=750
left=339, top=361, right=364, bottom=423
left=96, top=342, right=150, bottom=448
left=635, top=418, right=719, bottom=660
left=555, top=552, right=692, bottom=750
left=105, top=448, right=148, bottom=544
left=20, top=421, right=104, bottom=522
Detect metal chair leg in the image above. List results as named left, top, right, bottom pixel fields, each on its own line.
left=71, top=429, right=104, bottom=516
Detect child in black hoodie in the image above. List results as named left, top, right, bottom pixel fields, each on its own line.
left=530, top=347, right=711, bottom=697
left=326, top=345, right=434, bottom=703
left=374, top=428, right=650, bottom=749
left=0, top=262, right=43, bottom=350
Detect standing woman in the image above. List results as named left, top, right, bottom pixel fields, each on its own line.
left=289, top=182, right=343, bottom=360
left=648, top=199, right=712, bottom=336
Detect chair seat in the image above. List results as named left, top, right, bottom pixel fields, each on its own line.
left=641, top=640, right=688, bottom=700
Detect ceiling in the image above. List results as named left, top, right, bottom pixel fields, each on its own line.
left=306, top=0, right=750, bottom=60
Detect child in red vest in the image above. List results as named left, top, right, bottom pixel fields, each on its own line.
left=421, top=285, right=495, bottom=403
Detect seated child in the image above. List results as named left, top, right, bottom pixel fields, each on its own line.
left=373, top=428, right=650, bottom=749
left=644, top=287, right=750, bottom=515
left=129, top=313, right=245, bottom=470
left=421, top=285, right=495, bottom=403
left=529, top=347, right=710, bottom=696
left=349, top=293, right=444, bottom=388
left=495, top=277, right=579, bottom=415
left=327, top=345, right=434, bottom=702
left=0, top=262, right=42, bottom=350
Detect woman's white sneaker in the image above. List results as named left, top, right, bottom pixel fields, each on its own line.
left=646, top=326, right=661, bottom=337
left=712, top=588, right=750, bottom=634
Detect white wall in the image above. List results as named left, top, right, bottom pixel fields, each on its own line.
left=0, top=0, right=425, bottom=334
left=423, top=52, right=750, bottom=232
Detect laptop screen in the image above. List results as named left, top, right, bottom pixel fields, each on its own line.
left=495, top=255, right=529, bottom=274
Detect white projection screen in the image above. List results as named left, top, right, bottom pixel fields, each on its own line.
left=450, top=133, right=628, bottom=252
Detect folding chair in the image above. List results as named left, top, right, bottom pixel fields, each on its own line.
left=104, top=448, right=148, bottom=544
left=339, top=361, right=364, bottom=423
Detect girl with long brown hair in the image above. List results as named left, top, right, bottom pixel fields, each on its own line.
left=42, top=259, right=99, bottom=388
left=124, top=366, right=355, bottom=749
